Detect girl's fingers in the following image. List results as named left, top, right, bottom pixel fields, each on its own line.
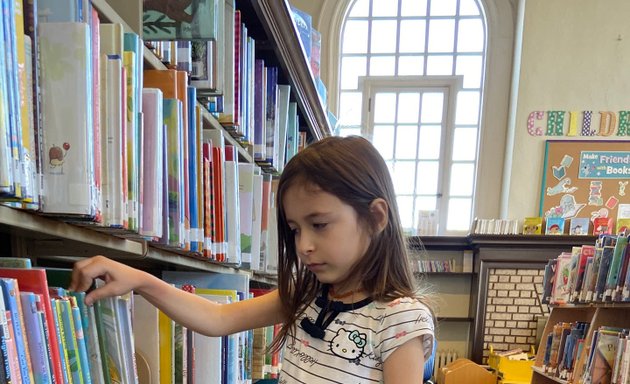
left=69, top=256, right=112, bottom=293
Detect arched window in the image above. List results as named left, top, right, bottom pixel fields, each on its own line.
left=336, top=0, right=486, bottom=235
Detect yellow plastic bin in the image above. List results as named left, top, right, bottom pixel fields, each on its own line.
left=487, top=346, right=535, bottom=384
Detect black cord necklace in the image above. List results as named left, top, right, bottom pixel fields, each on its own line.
left=300, top=285, right=372, bottom=340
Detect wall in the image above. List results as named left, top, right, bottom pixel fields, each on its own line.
left=483, top=268, right=548, bottom=362
left=504, top=0, right=630, bottom=220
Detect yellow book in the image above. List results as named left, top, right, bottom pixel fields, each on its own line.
left=54, top=298, right=74, bottom=384
left=158, top=310, right=173, bottom=384
left=123, top=51, right=138, bottom=232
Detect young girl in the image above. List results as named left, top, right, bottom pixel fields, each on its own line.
left=70, top=135, right=435, bottom=383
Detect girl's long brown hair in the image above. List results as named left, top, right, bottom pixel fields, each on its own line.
left=270, top=135, right=432, bottom=352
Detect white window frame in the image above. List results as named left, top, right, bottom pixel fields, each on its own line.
left=359, top=76, right=464, bottom=234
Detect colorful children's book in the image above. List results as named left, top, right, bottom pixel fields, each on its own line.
left=143, top=0, right=219, bottom=40
left=569, top=217, right=590, bottom=235
left=551, top=253, right=572, bottom=304
left=546, top=217, right=565, bottom=235
left=523, top=217, right=543, bottom=235
left=593, top=217, right=614, bottom=236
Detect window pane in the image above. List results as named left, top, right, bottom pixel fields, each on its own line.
left=374, top=92, right=397, bottom=123
left=338, top=127, right=361, bottom=137
left=398, top=56, right=424, bottom=75
left=401, top=0, right=427, bottom=16
left=393, top=161, right=416, bottom=194
left=397, top=195, right=414, bottom=229
left=341, top=56, right=367, bottom=89
left=339, top=91, right=363, bottom=126
left=456, top=55, right=483, bottom=88
left=418, top=125, right=441, bottom=159
left=372, top=0, right=398, bottom=17
left=415, top=196, right=437, bottom=211
left=416, top=161, right=439, bottom=194
left=459, top=0, right=481, bottom=16
left=369, top=56, right=396, bottom=75
left=428, top=20, right=455, bottom=52
left=457, top=19, right=484, bottom=52
left=397, top=93, right=420, bottom=123
left=421, top=93, right=444, bottom=123
left=373, top=125, right=395, bottom=160
left=343, top=20, right=369, bottom=54
left=396, top=125, right=418, bottom=159
left=447, top=198, right=472, bottom=231
left=450, top=163, right=475, bottom=196
left=430, top=0, right=457, bottom=16
left=349, top=0, right=370, bottom=17
left=452, top=127, right=477, bottom=161
left=455, top=91, right=480, bottom=125
left=399, top=20, right=426, bottom=53
left=371, top=20, right=398, bottom=53
left=426, top=55, right=453, bottom=75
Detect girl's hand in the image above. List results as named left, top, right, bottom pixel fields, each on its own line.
left=69, top=255, right=148, bottom=305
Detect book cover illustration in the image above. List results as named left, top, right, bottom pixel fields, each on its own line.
left=569, top=217, right=590, bottom=235
left=551, top=253, right=572, bottom=304
left=546, top=217, right=565, bottom=235
left=143, top=0, right=219, bottom=40
left=523, top=217, right=543, bottom=235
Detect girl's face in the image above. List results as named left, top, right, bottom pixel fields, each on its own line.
left=283, top=184, right=372, bottom=291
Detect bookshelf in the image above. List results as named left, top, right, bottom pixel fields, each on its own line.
left=409, top=236, right=477, bottom=360
left=0, top=0, right=333, bottom=284
left=531, top=303, right=630, bottom=384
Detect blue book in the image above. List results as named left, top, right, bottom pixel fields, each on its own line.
left=0, top=278, right=32, bottom=383
left=187, top=86, right=200, bottom=252
left=20, top=292, right=52, bottom=384
left=69, top=297, right=91, bottom=384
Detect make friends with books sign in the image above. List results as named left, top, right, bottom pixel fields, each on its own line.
left=540, top=140, right=630, bottom=233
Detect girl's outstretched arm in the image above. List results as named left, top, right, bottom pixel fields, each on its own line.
left=69, top=255, right=285, bottom=336
left=383, top=336, right=426, bottom=383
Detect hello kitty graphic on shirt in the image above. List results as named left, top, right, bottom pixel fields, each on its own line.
left=329, top=328, right=367, bottom=363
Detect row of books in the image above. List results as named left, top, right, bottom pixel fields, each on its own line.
left=414, top=259, right=458, bottom=273
left=0, top=259, right=135, bottom=384
left=0, top=0, right=307, bottom=271
left=541, top=321, right=630, bottom=384
left=0, top=258, right=284, bottom=384
left=541, top=235, right=630, bottom=305
left=471, top=213, right=630, bottom=236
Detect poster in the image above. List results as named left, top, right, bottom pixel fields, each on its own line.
left=539, top=140, right=630, bottom=232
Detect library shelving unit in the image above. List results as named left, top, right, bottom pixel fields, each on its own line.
left=409, top=236, right=477, bottom=359
left=409, top=235, right=600, bottom=364
left=531, top=303, right=630, bottom=384
left=0, top=0, right=330, bottom=285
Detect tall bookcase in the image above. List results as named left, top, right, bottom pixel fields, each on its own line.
left=0, top=0, right=329, bottom=282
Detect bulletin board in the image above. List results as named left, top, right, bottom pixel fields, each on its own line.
left=539, top=140, right=630, bottom=223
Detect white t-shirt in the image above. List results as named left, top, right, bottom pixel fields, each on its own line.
left=278, top=294, right=435, bottom=383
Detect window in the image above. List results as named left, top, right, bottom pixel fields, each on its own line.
left=336, top=0, right=486, bottom=235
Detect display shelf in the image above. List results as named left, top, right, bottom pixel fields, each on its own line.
left=531, top=366, right=568, bottom=384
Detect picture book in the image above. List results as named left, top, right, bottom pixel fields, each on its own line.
left=143, top=0, right=219, bottom=40
left=523, top=217, right=543, bottom=235
left=589, top=327, right=623, bottom=384
left=551, top=253, right=572, bottom=304
left=545, top=217, right=565, bottom=235
left=569, top=217, right=590, bottom=235
left=593, top=217, right=614, bottom=236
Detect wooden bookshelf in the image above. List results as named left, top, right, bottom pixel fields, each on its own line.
left=531, top=304, right=630, bottom=384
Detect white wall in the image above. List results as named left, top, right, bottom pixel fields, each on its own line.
left=505, top=0, right=630, bottom=219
